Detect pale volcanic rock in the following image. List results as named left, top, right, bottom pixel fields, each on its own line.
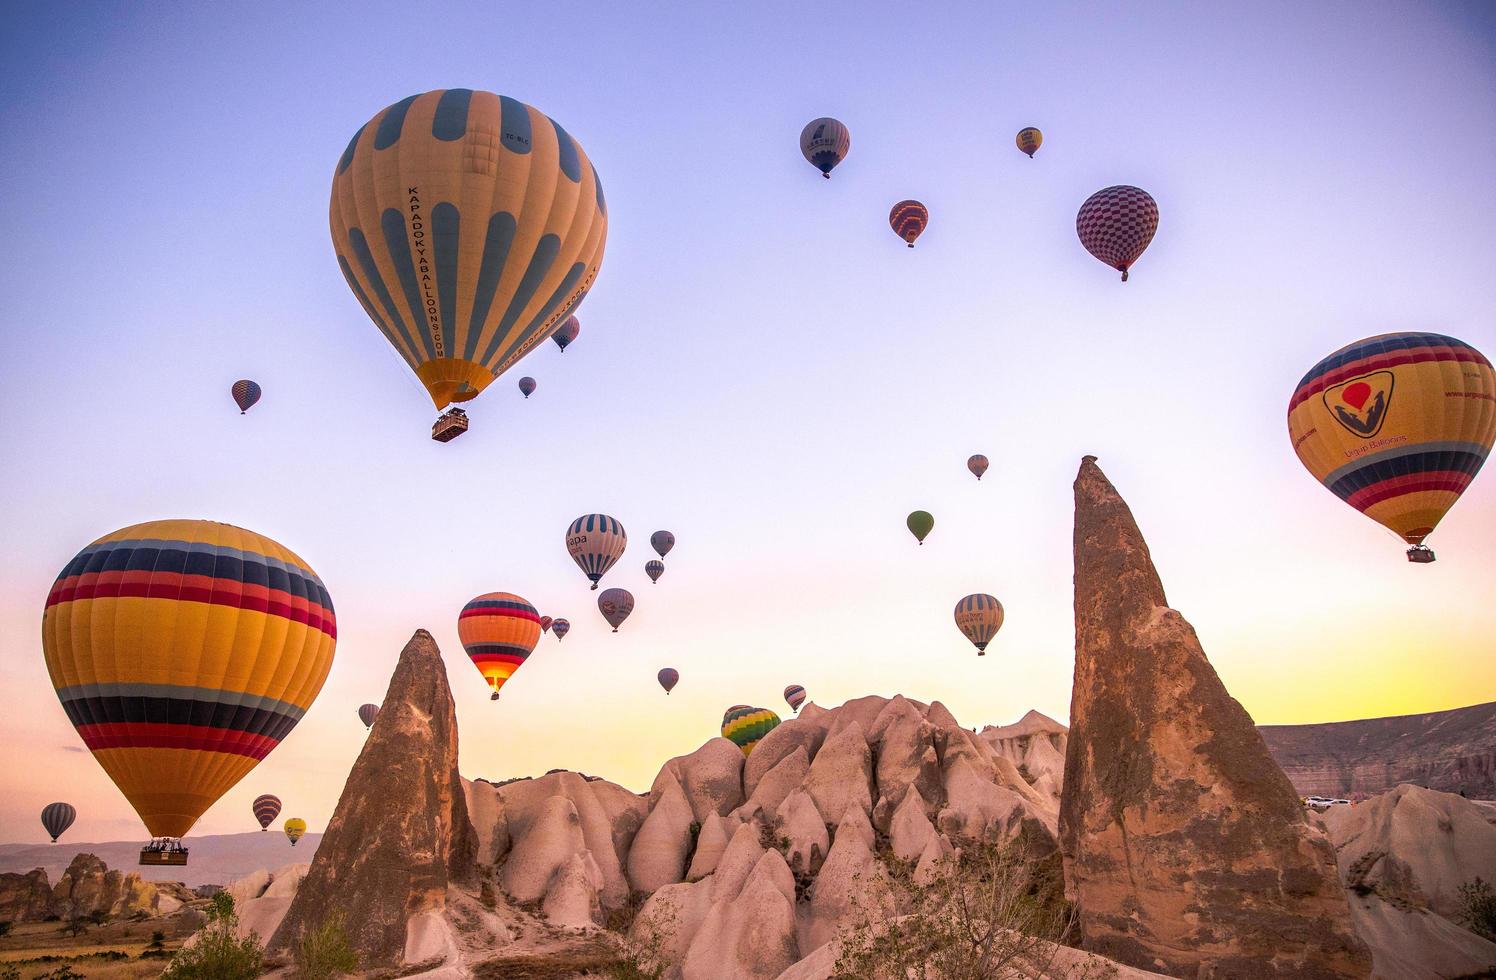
left=49, top=853, right=163, bottom=919
left=801, top=721, right=874, bottom=824
left=271, top=629, right=475, bottom=970
left=502, top=795, right=588, bottom=903
left=462, top=777, right=510, bottom=865
left=912, top=830, right=955, bottom=885
left=741, top=745, right=811, bottom=818
left=888, top=787, right=938, bottom=863
left=777, top=789, right=829, bottom=873
left=938, top=756, right=1055, bottom=842
left=228, top=863, right=308, bottom=944
left=651, top=737, right=745, bottom=822
left=0, top=868, right=52, bottom=921
left=1061, top=457, right=1369, bottom=978
left=680, top=849, right=799, bottom=980
left=627, top=774, right=695, bottom=893
left=867, top=696, right=944, bottom=825
left=710, top=820, right=769, bottom=903
left=1335, top=892, right=1496, bottom=980
left=827, top=694, right=909, bottom=739
left=744, top=718, right=827, bottom=800
left=541, top=851, right=605, bottom=929
left=803, top=806, right=889, bottom=952
left=686, top=812, right=731, bottom=881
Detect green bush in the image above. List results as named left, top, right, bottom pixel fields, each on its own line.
left=1460, top=877, right=1496, bottom=941
left=161, top=891, right=264, bottom=980
left=294, top=911, right=358, bottom=980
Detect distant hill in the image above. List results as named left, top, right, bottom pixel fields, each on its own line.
left=0, top=831, right=321, bottom=888
left=1259, top=700, right=1496, bottom=799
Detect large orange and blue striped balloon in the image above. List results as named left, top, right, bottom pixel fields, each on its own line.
left=1288, top=332, right=1495, bottom=561
left=43, top=520, right=336, bottom=841
left=331, top=90, right=608, bottom=413
left=252, top=794, right=281, bottom=831
left=567, top=514, right=627, bottom=589
left=458, top=593, right=541, bottom=700
left=889, top=200, right=928, bottom=248
left=721, top=705, right=781, bottom=756
left=231, top=380, right=261, bottom=414
left=954, top=593, right=1004, bottom=656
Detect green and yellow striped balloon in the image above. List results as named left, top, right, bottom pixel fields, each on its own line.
left=721, top=705, right=781, bottom=756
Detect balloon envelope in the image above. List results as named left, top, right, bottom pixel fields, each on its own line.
left=800, top=117, right=850, bottom=178
left=284, top=817, right=306, bottom=845
left=552, top=316, right=581, bottom=351
left=658, top=667, right=679, bottom=694
left=598, top=588, right=635, bottom=631
left=889, top=200, right=928, bottom=247
left=567, top=514, right=627, bottom=589
left=518, top=377, right=536, bottom=398
left=41, top=802, right=76, bottom=843
left=252, top=794, right=281, bottom=831
left=721, top=706, right=781, bottom=756
left=459, top=593, right=541, bottom=699
left=551, top=618, right=570, bottom=641
left=357, top=703, right=379, bottom=729
left=967, top=455, right=989, bottom=481
left=954, top=594, right=1004, bottom=655
left=907, top=510, right=934, bottom=544
left=1288, top=332, right=1495, bottom=557
left=783, top=685, right=806, bottom=712
left=1016, top=127, right=1043, bottom=158
left=1076, top=185, right=1158, bottom=281
left=231, top=380, right=261, bottom=414
left=645, top=559, right=664, bottom=583
left=650, top=530, right=675, bottom=558
left=331, top=90, right=608, bottom=411
left=43, top=520, right=336, bottom=840
left=539, top=615, right=553, bottom=634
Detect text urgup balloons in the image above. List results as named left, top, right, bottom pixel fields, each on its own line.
left=800, top=118, right=849, bottom=178
left=598, top=588, right=635, bottom=632
left=330, top=90, right=608, bottom=428
left=567, top=514, right=627, bottom=589
left=1288, top=332, right=1495, bottom=563
left=1076, top=185, right=1158, bottom=282
left=43, top=520, right=336, bottom=849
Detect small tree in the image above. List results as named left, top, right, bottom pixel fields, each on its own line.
left=149, top=928, right=167, bottom=949
left=1460, top=877, right=1496, bottom=942
left=294, top=911, right=359, bottom=980
left=161, top=890, right=264, bottom=980
left=86, top=908, right=109, bottom=926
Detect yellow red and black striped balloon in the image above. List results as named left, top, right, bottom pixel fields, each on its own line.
left=331, top=89, right=609, bottom=411
left=458, top=592, right=542, bottom=699
left=42, top=520, right=336, bottom=841
left=1287, top=332, right=1495, bottom=557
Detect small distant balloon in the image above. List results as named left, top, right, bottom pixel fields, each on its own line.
left=553, top=316, right=581, bottom=352
left=539, top=615, right=554, bottom=634
left=650, top=530, right=675, bottom=558
left=41, top=802, right=76, bottom=843
left=721, top=705, right=781, bottom=756
left=459, top=592, right=542, bottom=700
left=519, top=377, right=537, bottom=399
left=645, top=559, right=664, bottom=584
left=231, top=380, right=262, bottom=414
left=907, top=510, right=934, bottom=545
left=284, top=817, right=306, bottom=846
left=567, top=514, right=627, bottom=590
left=1076, top=185, right=1158, bottom=282
left=357, top=704, right=379, bottom=729
left=1016, top=127, right=1043, bottom=158
left=551, top=618, right=571, bottom=641
left=800, top=117, right=850, bottom=178
left=598, top=588, right=635, bottom=632
left=252, top=795, right=281, bottom=832
left=967, top=455, right=989, bottom=481
left=658, top=667, right=679, bottom=694
left=954, top=594, right=1005, bottom=656
left=783, top=685, right=806, bottom=713
left=889, top=200, right=928, bottom=248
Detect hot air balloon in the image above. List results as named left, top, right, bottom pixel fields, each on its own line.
left=598, top=588, right=634, bottom=632
left=658, top=667, right=679, bottom=694
left=721, top=706, right=780, bottom=756
left=284, top=817, right=306, bottom=846
left=968, top=455, right=989, bottom=481
left=357, top=703, right=379, bottom=729
left=252, top=794, right=281, bottom=832
left=553, top=316, right=581, bottom=352
left=43, top=520, right=336, bottom=866
left=889, top=200, right=928, bottom=248
left=41, top=802, right=76, bottom=843
left=459, top=592, right=542, bottom=700
left=1076, top=185, right=1158, bottom=282
left=551, top=618, right=571, bottom=641
left=1287, top=332, right=1496, bottom=563
left=539, top=615, right=554, bottom=634
left=567, top=514, right=627, bottom=589
left=800, top=118, right=850, bottom=179
left=231, top=380, right=262, bottom=414
left=954, top=594, right=1004, bottom=656
left=519, top=377, right=536, bottom=399
left=645, top=559, right=664, bottom=584
left=783, top=685, right=806, bottom=713
left=330, top=90, right=608, bottom=439
left=1016, top=127, right=1043, bottom=158
left=650, top=530, right=675, bottom=558
left=907, top=510, right=934, bottom=545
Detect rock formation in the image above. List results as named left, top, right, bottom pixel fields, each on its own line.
left=1061, top=456, right=1371, bottom=978
left=1260, top=700, right=1496, bottom=799
left=0, top=868, right=52, bottom=921
left=47, top=853, right=171, bottom=919
left=271, top=629, right=474, bottom=969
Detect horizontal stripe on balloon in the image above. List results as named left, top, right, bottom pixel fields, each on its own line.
left=459, top=601, right=539, bottom=619
left=469, top=655, right=525, bottom=669
left=75, top=722, right=281, bottom=759
left=48, top=572, right=336, bottom=638
left=1322, top=440, right=1489, bottom=486
left=55, top=683, right=311, bottom=719
left=60, top=693, right=302, bottom=742
left=1345, top=473, right=1473, bottom=511
left=1289, top=337, right=1489, bottom=411
left=51, top=539, right=332, bottom=609
left=1326, top=449, right=1486, bottom=501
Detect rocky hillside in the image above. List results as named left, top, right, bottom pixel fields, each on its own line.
left=0, top=852, right=198, bottom=922
left=1260, top=701, right=1496, bottom=799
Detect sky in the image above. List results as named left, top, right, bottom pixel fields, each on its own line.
left=1, top=1, right=1494, bottom=845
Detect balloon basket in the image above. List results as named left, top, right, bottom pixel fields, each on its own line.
left=1407, top=545, right=1436, bottom=564
left=140, top=839, right=188, bottom=866
left=432, top=408, right=470, bottom=443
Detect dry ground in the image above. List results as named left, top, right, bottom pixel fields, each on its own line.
left=0, top=910, right=199, bottom=979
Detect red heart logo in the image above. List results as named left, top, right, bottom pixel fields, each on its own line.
left=1341, top=382, right=1372, bottom=410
